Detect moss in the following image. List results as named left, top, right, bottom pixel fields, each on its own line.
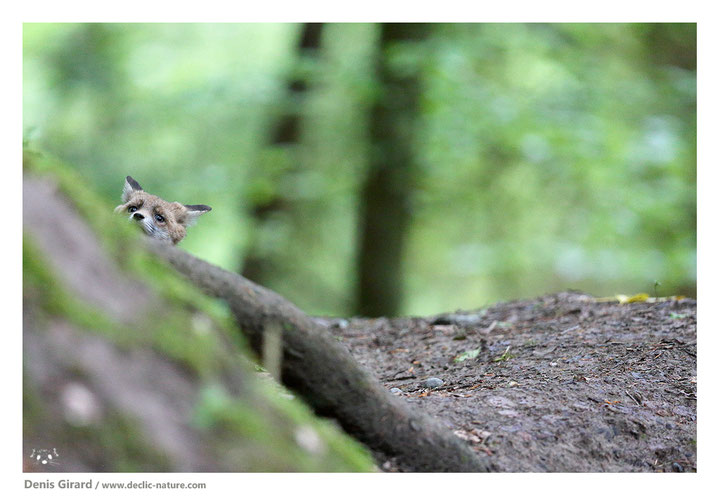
left=23, top=236, right=130, bottom=344
left=26, top=239, right=223, bottom=377
left=311, top=417, right=376, bottom=471
left=22, top=376, right=45, bottom=441
left=144, top=308, right=216, bottom=378
left=193, top=381, right=374, bottom=471
left=68, top=413, right=174, bottom=472
left=202, top=382, right=374, bottom=472
left=193, top=383, right=305, bottom=470
left=23, top=148, right=375, bottom=472
left=101, top=414, right=174, bottom=471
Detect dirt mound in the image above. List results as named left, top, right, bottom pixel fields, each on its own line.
left=324, top=292, right=696, bottom=472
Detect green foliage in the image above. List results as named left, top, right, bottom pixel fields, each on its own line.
left=411, top=23, right=695, bottom=312
left=23, top=23, right=696, bottom=316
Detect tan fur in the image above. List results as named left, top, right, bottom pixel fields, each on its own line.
left=114, top=176, right=211, bottom=244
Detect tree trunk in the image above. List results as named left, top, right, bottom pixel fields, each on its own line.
left=240, top=23, right=325, bottom=284
left=355, top=23, right=430, bottom=317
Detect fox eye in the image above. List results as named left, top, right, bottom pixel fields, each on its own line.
left=128, top=206, right=138, bottom=213
left=155, top=214, right=165, bottom=223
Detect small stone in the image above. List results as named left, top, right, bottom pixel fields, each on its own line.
left=424, top=377, right=444, bottom=389
left=389, top=387, right=402, bottom=395
left=672, top=462, right=684, bottom=472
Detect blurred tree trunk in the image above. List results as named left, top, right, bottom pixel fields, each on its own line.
left=355, top=23, right=430, bottom=317
left=642, top=23, right=696, bottom=71
left=635, top=23, right=696, bottom=298
left=240, top=23, right=324, bottom=283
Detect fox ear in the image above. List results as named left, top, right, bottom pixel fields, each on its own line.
left=183, top=204, right=212, bottom=226
left=122, top=176, right=143, bottom=202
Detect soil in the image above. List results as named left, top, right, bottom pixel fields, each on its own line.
left=321, top=292, right=697, bottom=472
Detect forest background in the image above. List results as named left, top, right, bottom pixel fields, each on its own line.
left=22, top=23, right=697, bottom=318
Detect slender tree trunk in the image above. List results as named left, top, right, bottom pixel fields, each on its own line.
left=240, top=23, right=324, bottom=283
left=355, top=23, right=430, bottom=317
left=270, top=23, right=324, bottom=145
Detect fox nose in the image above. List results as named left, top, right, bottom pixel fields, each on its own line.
left=133, top=212, right=144, bottom=220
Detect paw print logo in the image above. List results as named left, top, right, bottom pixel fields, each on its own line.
left=30, top=448, right=59, bottom=467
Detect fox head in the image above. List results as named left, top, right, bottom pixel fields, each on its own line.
left=114, top=176, right=211, bottom=244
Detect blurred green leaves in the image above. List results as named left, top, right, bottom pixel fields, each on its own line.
left=23, top=23, right=696, bottom=316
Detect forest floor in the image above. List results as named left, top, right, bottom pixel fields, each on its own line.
left=320, top=292, right=697, bottom=472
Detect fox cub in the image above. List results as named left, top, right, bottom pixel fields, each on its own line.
left=114, top=176, right=211, bottom=244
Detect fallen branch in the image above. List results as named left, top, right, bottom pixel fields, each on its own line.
left=147, top=240, right=493, bottom=472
